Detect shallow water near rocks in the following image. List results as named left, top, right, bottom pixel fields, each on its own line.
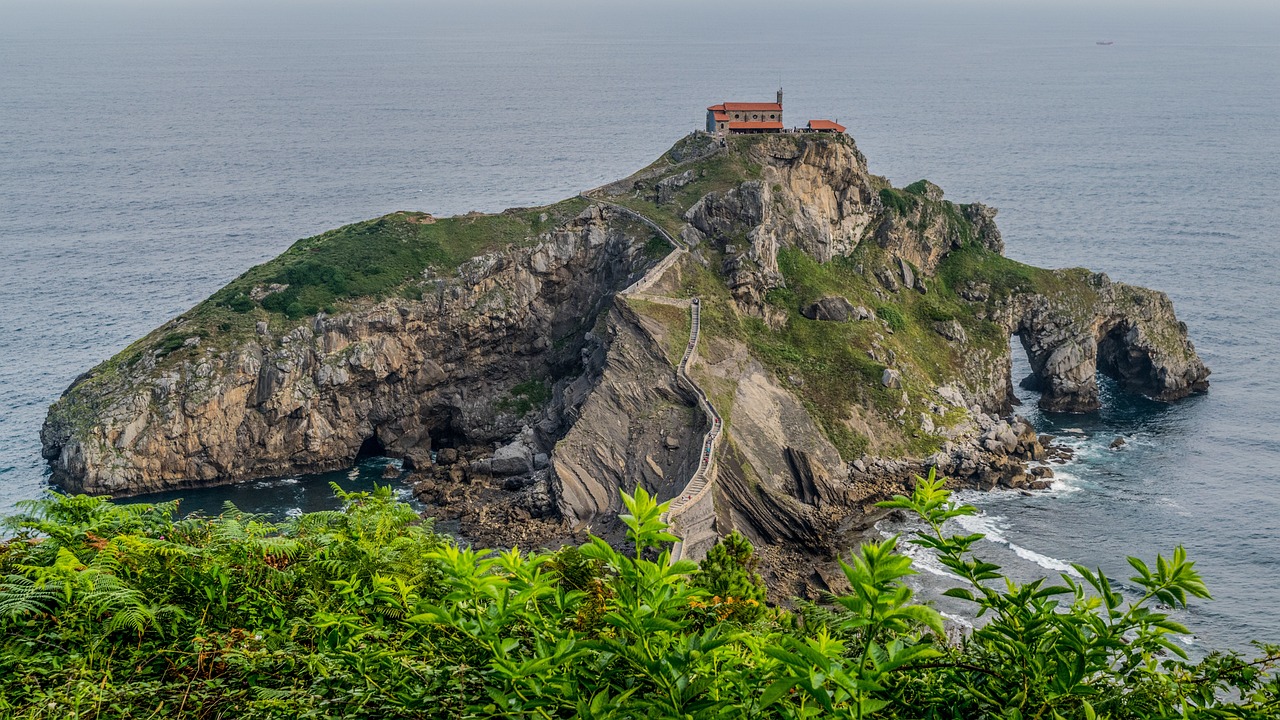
left=118, top=456, right=420, bottom=521
left=2, top=2, right=1278, bottom=653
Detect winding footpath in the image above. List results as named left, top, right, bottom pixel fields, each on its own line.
left=584, top=193, right=724, bottom=563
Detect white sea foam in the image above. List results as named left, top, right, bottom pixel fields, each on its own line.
left=902, top=542, right=963, bottom=579
left=876, top=520, right=960, bottom=579
left=1047, top=468, right=1085, bottom=496
left=953, top=512, right=1081, bottom=577
left=251, top=476, right=299, bottom=489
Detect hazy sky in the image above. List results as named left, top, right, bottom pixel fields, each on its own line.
left=3, top=0, right=1279, bottom=41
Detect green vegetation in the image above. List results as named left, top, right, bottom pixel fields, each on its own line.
left=209, top=202, right=587, bottom=321
left=874, top=304, right=906, bottom=332
left=936, top=242, right=1042, bottom=298
left=126, top=198, right=590, bottom=366
left=497, top=378, right=552, bottom=416
left=672, top=243, right=1017, bottom=459
left=644, top=233, right=673, bottom=260
left=1, top=479, right=1275, bottom=718
left=878, top=187, right=920, bottom=216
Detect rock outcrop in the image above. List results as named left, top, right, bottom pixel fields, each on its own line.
left=996, top=273, right=1210, bottom=412
left=42, top=205, right=655, bottom=496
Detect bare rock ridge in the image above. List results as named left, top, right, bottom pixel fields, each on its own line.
left=41, top=131, right=1208, bottom=595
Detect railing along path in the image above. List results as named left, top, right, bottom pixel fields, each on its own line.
left=585, top=193, right=723, bottom=564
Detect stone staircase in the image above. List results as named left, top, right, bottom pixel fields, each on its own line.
left=585, top=194, right=723, bottom=565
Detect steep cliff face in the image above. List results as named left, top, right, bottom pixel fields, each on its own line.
left=43, top=131, right=1208, bottom=588
left=550, top=299, right=704, bottom=529
left=42, top=204, right=656, bottom=495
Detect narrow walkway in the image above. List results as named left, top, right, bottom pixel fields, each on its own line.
left=589, top=194, right=724, bottom=564
left=665, top=298, right=723, bottom=563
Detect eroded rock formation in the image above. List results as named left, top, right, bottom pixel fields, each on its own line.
left=997, top=273, right=1210, bottom=412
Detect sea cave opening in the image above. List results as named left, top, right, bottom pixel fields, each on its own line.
left=427, top=405, right=469, bottom=451
left=356, top=433, right=386, bottom=461
left=1096, top=323, right=1157, bottom=397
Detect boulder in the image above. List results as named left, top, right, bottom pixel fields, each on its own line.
left=899, top=258, right=915, bottom=289
left=881, top=368, right=903, bottom=389
left=655, top=169, right=695, bottom=204
left=932, top=319, right=968, bottom=344
left=801, top=296, right=858, bottom=322
left=489, top=438, right=534, bottom=476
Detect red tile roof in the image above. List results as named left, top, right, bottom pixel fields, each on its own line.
left=712, top=111, right=729, bottom=121
left=728, top=121, right=784, bottom=131
left=707, top=103, right=726, bottom=112
left=722, top=102, right=783, bottom=112
left=807, top=119, right=846, bottom=132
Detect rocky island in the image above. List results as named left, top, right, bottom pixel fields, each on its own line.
left=40, top=131, right=1209, bottom=596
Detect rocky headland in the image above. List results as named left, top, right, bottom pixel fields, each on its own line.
left=41, top=131, right=1208, bottom=598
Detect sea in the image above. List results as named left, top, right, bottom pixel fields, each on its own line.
left=2, top=1, right=1278, bottom=653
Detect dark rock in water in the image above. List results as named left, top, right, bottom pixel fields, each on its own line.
left=1028, top=480, right=1053, bottom=490
left=1019, top=373, right=1043, bottom=391
left=381, top=463, right=401, bottom=479
left=1110, top=437, right=1126, bottom=449
left=1031, top=466, right=1055, bottom=479
left=401, top=450, right=431, bottom=471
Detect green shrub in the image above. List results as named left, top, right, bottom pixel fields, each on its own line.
left=879, top=187, right=919, bottom=216
left=917, top=296, right=955, bottom=323
left=690, top=531, right=766, bottom=624
left=876, top=303, right=907, bottom=332
left=154, top=332, right=189, bottom=357
left=1, top=464, right=1276, bottom=718
left=644, top=233, right=672, bottom=259
left=903, top=179, right=931, bottom=196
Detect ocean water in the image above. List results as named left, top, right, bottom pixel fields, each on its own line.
left=3, top=1, right=1278, bottom=652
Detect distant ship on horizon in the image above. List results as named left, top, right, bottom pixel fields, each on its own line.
left=1097, top=40, right=1115, bottom=45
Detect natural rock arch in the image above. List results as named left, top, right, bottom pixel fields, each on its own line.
left=1006, top=273, right=1209, bottom=413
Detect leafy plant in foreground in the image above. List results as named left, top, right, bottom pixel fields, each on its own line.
left=0, top=478, right=1276, bottom=718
